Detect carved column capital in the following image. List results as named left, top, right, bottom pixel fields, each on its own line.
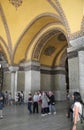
left=9, top=66, right=19, bottom=72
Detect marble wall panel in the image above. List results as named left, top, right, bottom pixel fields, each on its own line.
left=3, top=71, right=11, bottom=92
left=54, top=74, right=66, bottom=101
left=17, top=71, right=25, bottom=91
left=78, top=51, right=84, bottom=101
left=68, top=57, right=79, bottom=94
left=41, top=74, right=52, bottom=91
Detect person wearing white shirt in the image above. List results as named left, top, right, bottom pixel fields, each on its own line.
left=33, top=92, right=39, bottom=113
left=72, top=92, right=84, bottom=130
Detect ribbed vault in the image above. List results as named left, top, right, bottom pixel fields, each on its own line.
left=0, top=0, right=83, bottom=66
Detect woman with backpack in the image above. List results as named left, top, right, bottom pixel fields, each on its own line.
left=72, top=92, right=84, bottom=130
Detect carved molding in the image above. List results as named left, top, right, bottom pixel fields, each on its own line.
left=59, top=50, right=67, bottom=66
left=68, top=51, right=78, bottom=59
left=32, top=30, right=57, bottom=59
left=47, top=0, right=71, bottom=34
left=68, top=46, right=84, bottom=59
left=47, top=0, right=84, bottom=41
left=81, top=16, right=84, bottom=33
left=52, top=45, right=67, bottom=67
left=9, top=0, right=23, bottom=9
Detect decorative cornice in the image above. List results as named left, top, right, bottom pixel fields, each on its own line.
left=19, top=61, right=40, bottom=71
left=19, top=62, right=65, bottom=75
left=40, top=68, right=65, bottom=75
left=3, top=67, right=9, bottom=72
left=69, top=35, right=84, bottom=48
left=19, top=64, right=40, bottom=71
left=9, top=66, right=19, bottom=72
left=68, top=46, right=84, bottom=59
left=68, top=51, right=78, bottom=59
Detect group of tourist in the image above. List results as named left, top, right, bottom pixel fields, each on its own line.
left=28, top=91, right=56, bottom=116
left=0, top=90, right=84, bottom=130
left=0, top=90, right=24, bottom=119
left=0, top=90, right=56, bottom=118
left=0, top=90, right=24, bottom=106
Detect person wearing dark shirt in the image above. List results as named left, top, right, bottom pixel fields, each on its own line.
left=48, top=91, right=56, bottom=115
left=0, top=91, right=4, bottom=118
left=28, top=92, right=33, bottom=114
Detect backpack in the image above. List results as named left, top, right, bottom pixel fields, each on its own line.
left=79, top=104, right=84, bottom=121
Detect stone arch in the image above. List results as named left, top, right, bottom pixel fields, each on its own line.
left=52, top=44, right=67, bottom=67
left=13, top=13, right=63, bottom=64
left=0, top=4, right=12, bottom=54
left=47, top=0, right=71, bottom=34
left=31, top=25, right=68, bottom=62
left=0, top=36, right=11, bottom=64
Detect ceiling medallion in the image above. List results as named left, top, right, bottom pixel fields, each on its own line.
left=9, top=0, right=23, bottom=9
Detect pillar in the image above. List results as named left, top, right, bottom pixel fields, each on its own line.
left=23, top=61, right=40, bottom=102
left=67, top=47, right=79, bottom=93
left=78, top=51, right=84, bottom=101
left=54, top=67, right=66, bottom=101
left=68, top=36, right=84, bottom=95
left=9, top=66, right=19, bottom=100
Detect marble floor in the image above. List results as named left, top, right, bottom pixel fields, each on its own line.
left=0, top=101, right=72, bottom=130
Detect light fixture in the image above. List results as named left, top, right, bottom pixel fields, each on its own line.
left=9, top=0, right=23, bottom=10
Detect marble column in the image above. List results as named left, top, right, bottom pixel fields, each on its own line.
left=9, top=66, right=19, bottom=100
left=67, top=46, right=80, bottom=94
left=68, top=53, right=79, bottom=93
left=78, top=51, right=84, bottom=101
left=68, top=36, right=84, bottom=95
left=54, top=67, right=66, bottom=101
left=23, top=61, right=40, bottom=102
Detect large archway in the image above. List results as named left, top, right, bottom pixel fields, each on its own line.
left=31, top=28, right=68, bottom=100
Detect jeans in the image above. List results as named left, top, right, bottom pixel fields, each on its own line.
left=28, top=102, right=32, bottom=113
left=49, top=104, right=56, bottom=113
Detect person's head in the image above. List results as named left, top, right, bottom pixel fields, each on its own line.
left=28, top=92, right=31, bottom=95
left=73, top=92, right=82, bottom=103
left=48, top=91, right=53, bottom=96
left=42, top=91, right=46, bottom=96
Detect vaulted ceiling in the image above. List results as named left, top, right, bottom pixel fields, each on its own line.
left=0, top=0, right=83, bottom=67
